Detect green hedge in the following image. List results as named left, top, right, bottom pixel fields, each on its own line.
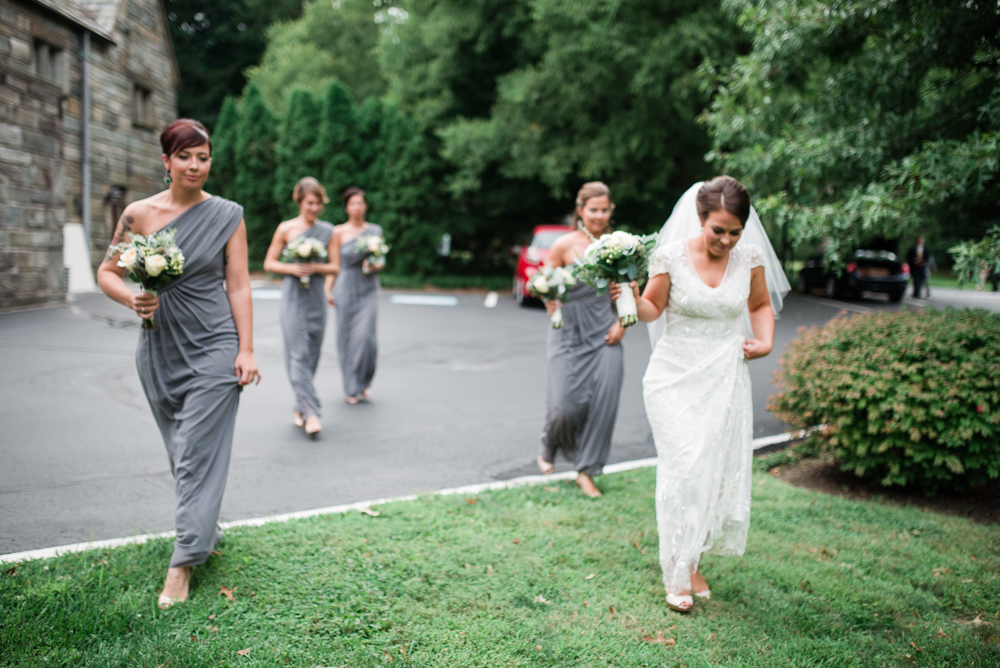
left=769, top=308, right=1000, bottom=491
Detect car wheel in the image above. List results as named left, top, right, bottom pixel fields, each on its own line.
left=824, top=276, right=837, bottom=299
left=514, top=278, right=525, bottom=305
left=888, top=290, right=905, bottom=303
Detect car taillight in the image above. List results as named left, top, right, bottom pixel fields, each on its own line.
left=846, top=262, right=857, bottom=274
left=902, top=263, right=910, bottom=275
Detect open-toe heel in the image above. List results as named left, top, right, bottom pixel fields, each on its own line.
left=666, top=592, right=693, bottom=612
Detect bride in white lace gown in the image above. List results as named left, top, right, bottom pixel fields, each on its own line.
left=614, top=176, right=789, bottom=612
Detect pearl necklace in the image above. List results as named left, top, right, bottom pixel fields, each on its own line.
left=578, top=221, right=606, bottom=243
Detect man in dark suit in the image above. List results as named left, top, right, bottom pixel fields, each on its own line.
left=906, top=236, right=932, bottom=298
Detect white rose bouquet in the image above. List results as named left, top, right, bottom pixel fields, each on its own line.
left=527, top=266, right=576, bottom=328
left=572, top=230, right=657, bottom=327
left=280, top=237, right=329, bottom=286
left=109, top=228, right=185, bottom=330
left=354, top=235, right=390, bottom=275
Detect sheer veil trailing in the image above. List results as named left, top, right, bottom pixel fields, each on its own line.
left=646, top=182, right=792, bottom=347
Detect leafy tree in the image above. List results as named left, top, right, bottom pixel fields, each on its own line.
left=207, top=96, right=240, bottom=201
left=233, top=84, right=281, bottom=260
left=244, top=0, right=403, bottom=113
left=703, top=0, right=1000, bottom=264
left=273, top=88, right=323, bottom=218
left=165, top=0, right=303, bottom=127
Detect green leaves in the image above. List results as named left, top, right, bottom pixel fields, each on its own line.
left=769, top=308, right=1000, bottom=491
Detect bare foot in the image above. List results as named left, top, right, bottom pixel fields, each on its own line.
left=691, top=570, right=710, bottom=598
left=576, top=472, right=602, bottom=498
left=537, top=456, right=555, bottom=475
left=293, top=412, right=304, bottom=428
left=304, top=415, right=321, bottom=437
left=158, top=566, right=193, bottom=608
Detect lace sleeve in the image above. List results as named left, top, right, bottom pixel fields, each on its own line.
left=648, top=243, right=676, bottom=278
left=748, top=244, right=766, bottom=270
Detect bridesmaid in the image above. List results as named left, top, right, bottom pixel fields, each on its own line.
left=96, top=119, right=260, bottom=608
left=263, top=177, right=340, bottom=437
left=537, top=182, right=627, bottom=497
left=325, top=187, right=383, bottom=404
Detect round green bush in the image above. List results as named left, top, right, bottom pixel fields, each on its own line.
left=769, top=308, right=1000, bottom=491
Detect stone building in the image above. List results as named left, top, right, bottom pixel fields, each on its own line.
left=0, top=0, right=179, bottom=309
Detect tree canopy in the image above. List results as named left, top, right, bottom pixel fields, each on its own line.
left=703, top=0, right=1000, bottom=262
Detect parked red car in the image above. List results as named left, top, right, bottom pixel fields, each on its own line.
left=513, top=224, right=574, bottom=304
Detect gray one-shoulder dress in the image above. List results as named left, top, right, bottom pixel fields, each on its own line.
left=134, top=197, right=245, bottom=568
left=333, top=223, right=381, bottom=398
left=280, top=221, right=335, bottom=419
left=539, top=281, right=625, bottom=476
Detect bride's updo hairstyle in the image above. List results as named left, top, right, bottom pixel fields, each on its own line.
left=574, top=181, right=614, bottom=224
left=160, top=119, right=212, bottom=157
left=696, top=176, right=750, bottom=226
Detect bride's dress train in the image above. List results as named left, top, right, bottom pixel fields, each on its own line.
left=643, top=238, right=765, bottom=594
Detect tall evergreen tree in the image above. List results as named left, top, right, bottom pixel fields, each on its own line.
left=234, top=83, right=280, bottom=261
left=207, top=96, right=240, bottom=200
left=314, top=81, right=360, bottom=220
left=273, top=88, right=323, bottom=218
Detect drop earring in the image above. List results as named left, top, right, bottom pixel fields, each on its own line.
left=163, top=168, right=171, bottom=186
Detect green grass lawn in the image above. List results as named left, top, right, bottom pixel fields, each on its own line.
left=2, top=468, right=998, bottom=667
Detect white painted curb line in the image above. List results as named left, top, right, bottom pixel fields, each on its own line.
left=0, top=429, right=818, bottom=565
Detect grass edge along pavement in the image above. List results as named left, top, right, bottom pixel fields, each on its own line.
left=1, top=469, right=998, bottom=666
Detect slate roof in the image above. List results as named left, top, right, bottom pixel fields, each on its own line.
left=28, top=0, right=117, bottom=42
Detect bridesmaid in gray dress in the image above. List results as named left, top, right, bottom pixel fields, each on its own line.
left=538, top=182, right=626, bottom=497
left=96, top=119, right=260, bottom=608
left=325, top=187, right=383, bottom=404
left=263, top=178, right=340, bottom=437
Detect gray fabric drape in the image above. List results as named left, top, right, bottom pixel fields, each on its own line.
left=134, top=197, right=245, bottom=568
left=333, top=223, right=381, bottom=398
left=539, top=282, right=624, bottom=476
left=280, top=221, right=335, bottom=419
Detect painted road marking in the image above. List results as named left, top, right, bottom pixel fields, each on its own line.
left=390, top=295, right=458, bottom=306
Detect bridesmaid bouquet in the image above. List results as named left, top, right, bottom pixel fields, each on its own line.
left=110, top=228, right=185, bottom=330
left=573, top=230, right=657, bottom=327
left=355, top=235, right=390, bottom=275
left=281, top=238, right=329, bottom=287
left=527, top=266, right=576, bottom=328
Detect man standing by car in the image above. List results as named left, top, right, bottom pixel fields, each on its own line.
left=907, top=236, right=932, bottom=298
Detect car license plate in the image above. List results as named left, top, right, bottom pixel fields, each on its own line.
left=860, top=267, right=890, bottom=277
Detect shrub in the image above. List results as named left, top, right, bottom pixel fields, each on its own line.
left=768, top=308, right=1000, bottom=491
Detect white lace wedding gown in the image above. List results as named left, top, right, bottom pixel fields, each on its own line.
left=643, top=238, right=764, bottom=595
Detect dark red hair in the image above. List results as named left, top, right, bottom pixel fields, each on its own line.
left=160, top=118, right=212, bottom=157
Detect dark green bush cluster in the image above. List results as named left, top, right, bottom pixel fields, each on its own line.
left=769, top=308, right=1000, bottom=491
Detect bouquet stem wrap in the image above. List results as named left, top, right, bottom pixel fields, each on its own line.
left=527, top=266, right=576, bottom=329
left=551, top=304, right=564, bottom=329
left=614, top=287, right=637, bottom=327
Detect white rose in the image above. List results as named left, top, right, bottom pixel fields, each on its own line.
left=533, top=275, right=550, bottom=293
left=296, top=243, right=312, bottom=258
left=117, top=248, right=139, bottom=270
left=368, top=237, right=381, bottom=252
left=144, top=254, right=168, bottom=277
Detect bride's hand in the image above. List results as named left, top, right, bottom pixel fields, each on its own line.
left=608, top=281, right=639, bottom=302
left=743, top=338, right=772, bottom=360
left=545, top=299, right=561, bottom=316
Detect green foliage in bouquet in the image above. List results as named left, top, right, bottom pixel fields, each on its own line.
left=769, top=309, right=1000, bottom=492
left=572, top=231, right=658, bottom=295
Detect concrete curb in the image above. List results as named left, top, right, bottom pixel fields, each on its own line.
left=0, top=429, right=818, bottom=565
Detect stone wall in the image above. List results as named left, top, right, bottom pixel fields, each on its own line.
left=0, top=0, right=178, bottom=310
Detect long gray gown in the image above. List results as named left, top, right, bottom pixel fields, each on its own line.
left=134, top=197, right=245, bottom=568
left=280, top=221, right=335, bottom=419
left=539, top=282, right=625, bottom=475
left=333, top=223, right=381, bottom=398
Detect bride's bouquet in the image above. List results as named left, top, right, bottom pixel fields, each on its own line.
left=527, top=266, right=576, bottom=328
left=280, top=237, right=329, bottom=287
left=355, top=235, right=390, bottom=275
left=110, top=228, right=185, bottom=330
left=573, top=230, right=657, bottom=327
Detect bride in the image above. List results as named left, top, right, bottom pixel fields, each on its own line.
left=612, top=176, right=789, bottom=612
